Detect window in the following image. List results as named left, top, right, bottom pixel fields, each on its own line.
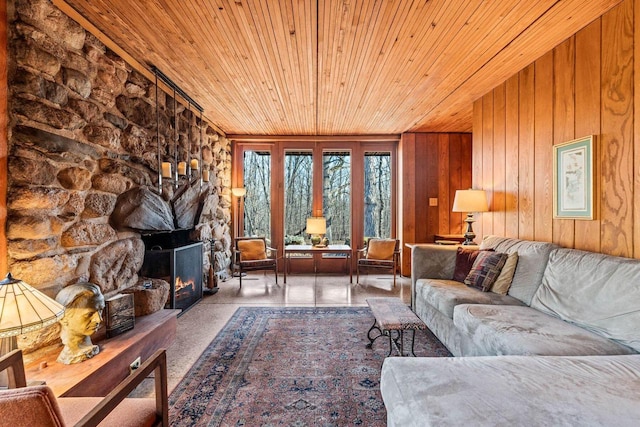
left=284, top=151, right=313, bottom=244
left=233, top=139, right=396, bottom=272
left=363, top=152, right=392, bottom=238
left=323, top=151, right=351, bottom=245
left=243, top=150, right=271, bottom=239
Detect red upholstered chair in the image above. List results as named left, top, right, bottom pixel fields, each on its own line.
left=357, top=238, right=400, bottom=287
left=234, top=237, right=278, bottom=287
left=0, top=348, right=168, bottom=426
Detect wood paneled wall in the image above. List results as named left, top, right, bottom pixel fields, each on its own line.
left=399, top=133, right=472, bottom=274
left=473, top=0, right=639, bottom=258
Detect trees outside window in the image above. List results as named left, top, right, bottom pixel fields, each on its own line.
left=323, top=151, right=351, bottom=245
left=284, top=151, right=313, bottom=244
left=364, top=152, right=391, bottom=239
left=243, top=150, right=271, bottom=240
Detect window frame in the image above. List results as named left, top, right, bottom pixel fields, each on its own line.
left=232, top=139, right=397, bottom=271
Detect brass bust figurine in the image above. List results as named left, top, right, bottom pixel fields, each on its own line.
left=55, top=282, right=105, bottom=364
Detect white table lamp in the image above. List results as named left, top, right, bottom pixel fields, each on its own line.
left=452, top=189, right=489, bottom=245
left=306, top=217, right=327, bottom=246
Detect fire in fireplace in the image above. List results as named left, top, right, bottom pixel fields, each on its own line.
left=140, top=237, right=203, bottom=313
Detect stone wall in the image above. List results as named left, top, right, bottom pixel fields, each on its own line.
left=7, top=0, right=232, bottom=350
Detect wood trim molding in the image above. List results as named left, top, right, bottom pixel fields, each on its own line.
left=0, top=0, right=7, bottom=274
left=228, top=135, right=401, bottom=143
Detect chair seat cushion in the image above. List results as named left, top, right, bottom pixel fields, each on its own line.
left=240, top=259, right=276, bottom=269
left=0, top=385, right=64, bottom=427
left=358, top=259, right=394, bottom=267
left=58, top=397, right=158, bottom=427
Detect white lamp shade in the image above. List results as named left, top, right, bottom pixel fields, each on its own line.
left=306, top=217, right=327, bottom=235
left=0, top=274, right=65, bottom=338
left=231, top=187, right=247, bottom=197
left=452, top=189, right=489, bottom=213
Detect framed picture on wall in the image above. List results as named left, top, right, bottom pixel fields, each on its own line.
left=553, top=135, right=595, bottom=220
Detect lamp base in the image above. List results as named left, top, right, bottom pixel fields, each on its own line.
left=462, top=213, right=477, bottom=245
left=310, top=235, right=321, bottom=246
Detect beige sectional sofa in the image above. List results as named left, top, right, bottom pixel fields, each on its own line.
left=380, top=236, right=640, bottom=426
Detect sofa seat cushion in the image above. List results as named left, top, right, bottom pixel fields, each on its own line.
left=454, top=304, right=636, bottom=356
left=532, top=248, right=640, bottom=353
left=381, top=355, right=640, bottom=427
left=415, top=279, right=523, bottom=319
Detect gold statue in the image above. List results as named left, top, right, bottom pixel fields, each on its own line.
left=55, top=283, right=105, bottom=364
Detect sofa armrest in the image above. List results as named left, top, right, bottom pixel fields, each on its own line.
left=411, top=244, right=458, bottom=308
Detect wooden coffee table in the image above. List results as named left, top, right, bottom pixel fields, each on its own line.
left=366, top=297, right=426, bottom=357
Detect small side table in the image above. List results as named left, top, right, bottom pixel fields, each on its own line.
left=434, top=234, right=466, bottom=244
left=283, top=244, right=352, bottom=283
left=365, top=297, right=426, bottom=357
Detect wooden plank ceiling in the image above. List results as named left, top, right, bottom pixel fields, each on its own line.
left=58, top=0, right=622, bottom=136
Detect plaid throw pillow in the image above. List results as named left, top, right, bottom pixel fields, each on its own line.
left=452, top=248, right=493, bottom=282
left=464, top=251, right=509, bottom=291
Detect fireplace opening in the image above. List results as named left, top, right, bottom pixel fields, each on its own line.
left=140, top=231, right=203, bottom=314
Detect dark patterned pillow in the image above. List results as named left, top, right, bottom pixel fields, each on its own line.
left=453, top=248, right=493, bottom=282
left=464, top=251, right=509, bottom=291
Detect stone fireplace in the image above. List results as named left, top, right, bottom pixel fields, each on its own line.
left=5, top=0, right=234, bottom=352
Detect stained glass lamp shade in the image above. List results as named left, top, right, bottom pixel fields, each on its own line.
left=0, top=273, right=65, bottom=354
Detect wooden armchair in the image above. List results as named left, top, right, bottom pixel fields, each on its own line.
left=234, top=237, right=278, bottom=287
left=0, top=348, right=168, bottom=426
left=357, top=238, right=400, bottom=287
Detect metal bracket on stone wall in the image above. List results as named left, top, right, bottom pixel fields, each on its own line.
left=151, top=65, right=205, bottom=196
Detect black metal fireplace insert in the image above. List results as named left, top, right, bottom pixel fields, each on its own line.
left=140, top=230, right=203, bottom=313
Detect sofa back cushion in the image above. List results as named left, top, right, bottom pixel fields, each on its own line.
left=480, top=236, right=557, bottom=305
left=531, top=248, right=640, bottom=353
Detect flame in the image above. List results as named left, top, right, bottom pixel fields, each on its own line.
left=175, top=276, right=195, bottom=293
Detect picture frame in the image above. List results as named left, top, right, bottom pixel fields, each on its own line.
left=553, top=135, right=595, bottom=220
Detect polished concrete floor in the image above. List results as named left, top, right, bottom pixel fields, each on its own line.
left=164, top=271, right=411, bottom=393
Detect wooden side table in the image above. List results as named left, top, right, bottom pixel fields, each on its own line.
left=24, top=309, right=179, bottom=397
left=283, top=244, right=352, bottom=283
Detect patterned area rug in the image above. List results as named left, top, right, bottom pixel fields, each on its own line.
left=169, top=306, right=451, bottom=426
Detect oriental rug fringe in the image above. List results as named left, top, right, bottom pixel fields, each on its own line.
left=169, top=306, right=450, bottom=426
